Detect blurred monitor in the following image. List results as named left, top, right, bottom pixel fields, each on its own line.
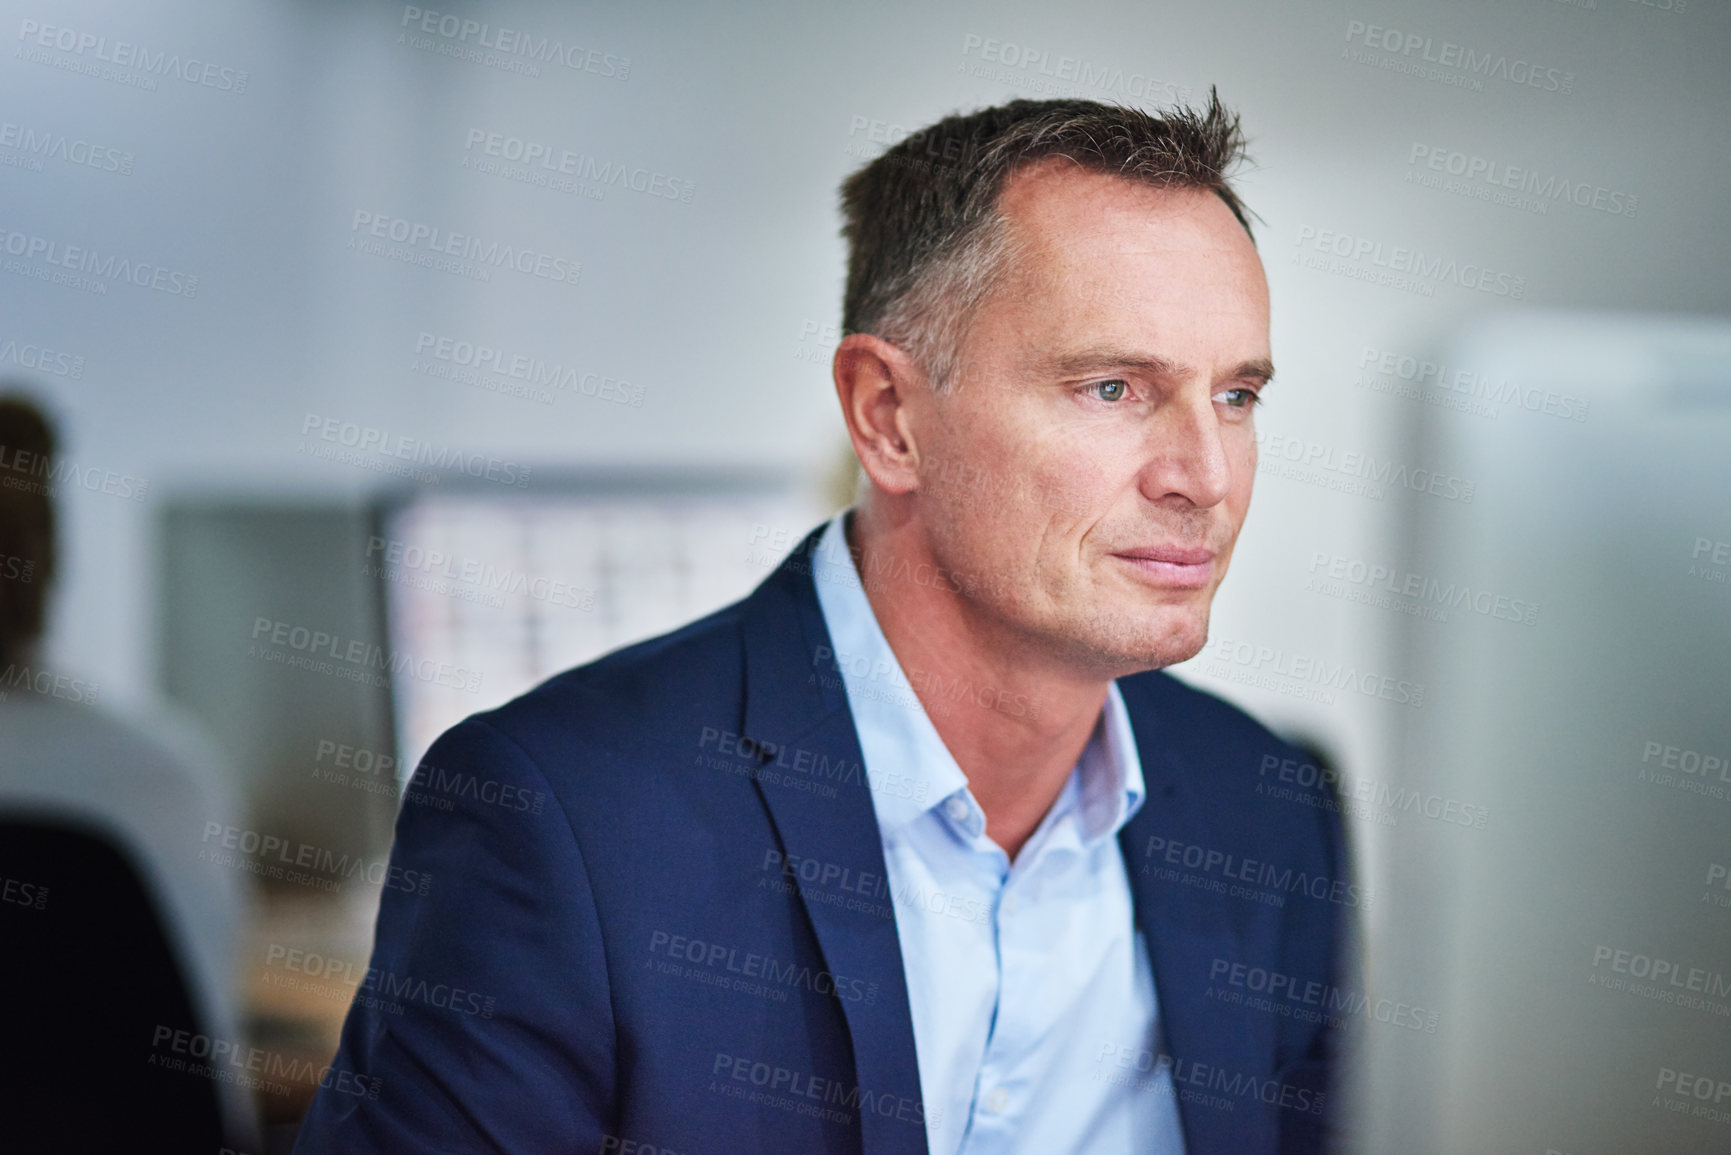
left=1371, top=311, right=1731, bottom=1154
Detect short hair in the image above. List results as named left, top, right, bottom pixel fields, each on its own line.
left=838, top=89, right=1253, bottom=392
left=0, top=392, right=57, bottom=665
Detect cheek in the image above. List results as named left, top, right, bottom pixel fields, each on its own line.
left=1235, top=436, right=1257, bottom=489
left=925, top=404, right=1057, bottom=519
left=1023, top=425, right=1130, bottom=521
left=1224, top=436, right=1258, bottom=528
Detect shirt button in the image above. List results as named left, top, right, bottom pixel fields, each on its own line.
left=1002, top=894, right=1019, bottom=915
left=985, top=1087, right=1010, bottom=1113
left=943, top=796, right=970, bottom=823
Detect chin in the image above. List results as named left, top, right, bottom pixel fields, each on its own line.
left=1159, top=629, right=1208, bottom=668
left=1073, top=604, right=1209, bottom=675
left=1144, top=617, right=1208, bottom=669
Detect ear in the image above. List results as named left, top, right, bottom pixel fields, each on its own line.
left=832, top=333, right=927, bottom=496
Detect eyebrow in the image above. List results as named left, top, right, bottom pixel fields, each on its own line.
left=1040, top=347, right=1276, bottom=386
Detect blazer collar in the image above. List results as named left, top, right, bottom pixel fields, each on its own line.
left=738, top=527, right=931, bottom=1153
left=1118, top=672, right=1271, bottom=1153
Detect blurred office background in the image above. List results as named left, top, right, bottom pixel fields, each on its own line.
left=1, top=0, right=1727, bottom=1150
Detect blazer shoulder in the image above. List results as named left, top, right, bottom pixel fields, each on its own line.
left=1119, top=666, right=1299, bottom=755
left=459, top=594, right=752, bottom=776
left=1120, top=669, right=1335, bottom=821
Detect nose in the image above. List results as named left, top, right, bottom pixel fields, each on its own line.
left=1135, top=389, right=1233, bottom=509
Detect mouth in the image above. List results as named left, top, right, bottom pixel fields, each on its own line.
left=1109, top=546, right=1216, bottom=590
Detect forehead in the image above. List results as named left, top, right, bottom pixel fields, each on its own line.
left=988, top=159, right=1269, bottom=340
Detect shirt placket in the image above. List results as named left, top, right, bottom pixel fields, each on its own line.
left=952, top=792, right=1080, bottom=1152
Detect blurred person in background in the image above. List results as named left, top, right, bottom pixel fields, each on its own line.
left=0, top=390, right=258, bottom=1151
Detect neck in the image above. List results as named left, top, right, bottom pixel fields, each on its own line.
left=845, top=502, right=1111, bottom=861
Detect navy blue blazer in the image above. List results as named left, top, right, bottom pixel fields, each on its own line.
left=297, top=527, right=1353, bottom=1154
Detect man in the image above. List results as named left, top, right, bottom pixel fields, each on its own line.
left=0, top=393, right=258, bottom=1151
left=298, top=94, right=1354, bottom=1154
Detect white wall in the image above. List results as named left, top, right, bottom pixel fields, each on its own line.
left=9, top=0, right=1724, bottom=715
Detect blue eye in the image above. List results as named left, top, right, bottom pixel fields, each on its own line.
left=1215, top=387, right=1262, bottom=409
left=1090, top=379, right=1129, bottom=402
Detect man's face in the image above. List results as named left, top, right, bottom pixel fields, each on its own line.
left=906, top=161, right=1271, bottom=677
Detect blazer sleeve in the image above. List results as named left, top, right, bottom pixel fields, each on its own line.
left=293, top=717, right=617, bottom=1153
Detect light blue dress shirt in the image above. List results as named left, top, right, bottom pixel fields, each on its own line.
left=808, top=514, right=1187, bottom=1155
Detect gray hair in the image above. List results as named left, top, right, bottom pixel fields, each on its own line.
left=838, top=90, right=1254, bottom=392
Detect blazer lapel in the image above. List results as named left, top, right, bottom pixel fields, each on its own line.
left=738, top=530, right=929, bottom=1154
left=1119, top=690, right=1270, bottom=1154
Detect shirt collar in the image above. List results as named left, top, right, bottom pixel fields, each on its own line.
left=808, top=512, right=1145, bottom=845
